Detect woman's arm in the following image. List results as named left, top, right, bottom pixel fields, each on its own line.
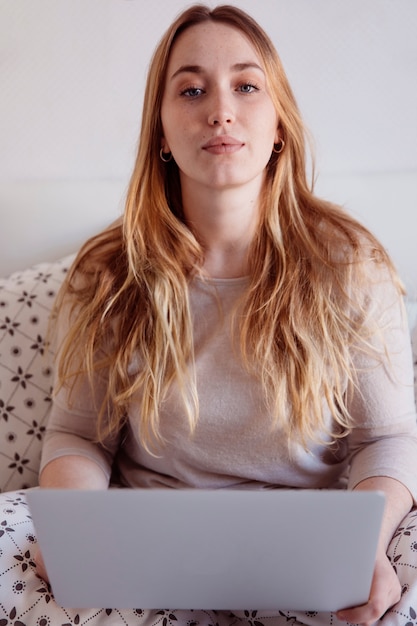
left=337, top=476, right=412, bottom=625
left=35, top=454, right=110, bottom=582
left=39, top=455, right=109, bottom=489
left=354, top=477, right=412, bottom=551
left=338, top=264, right=417, bottom=625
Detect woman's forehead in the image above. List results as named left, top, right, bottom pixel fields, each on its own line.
left=166, top=21, right=264, bottom=74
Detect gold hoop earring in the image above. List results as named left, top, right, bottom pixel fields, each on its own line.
left=273, top=140, right=285, bottom=154
left=160, top=148, right=173, bottom=163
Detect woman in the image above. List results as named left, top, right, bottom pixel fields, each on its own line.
left=1, top=5, right=417, bottom=626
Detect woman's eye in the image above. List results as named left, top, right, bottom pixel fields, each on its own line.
left=180, top=86, right=204, bottom=97
left=238, top=83, right=259, bottom=93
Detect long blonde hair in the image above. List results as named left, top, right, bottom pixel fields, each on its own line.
left=54, top=4, right=403, bottom=450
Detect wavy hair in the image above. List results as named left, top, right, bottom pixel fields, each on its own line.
left=53, top=4, right=403, bottom=451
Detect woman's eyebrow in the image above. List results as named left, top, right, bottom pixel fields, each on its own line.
left=232, top=62, right=264, bottom=74
left=169, top=62, right=265, bottom=81
left=170, top=64, right=202, bottom=80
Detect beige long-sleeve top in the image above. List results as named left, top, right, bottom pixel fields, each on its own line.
left=40, top=269, right=417, bottom=501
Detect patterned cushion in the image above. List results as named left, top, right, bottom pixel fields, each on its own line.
left=0, top=256, right=74, bottom=492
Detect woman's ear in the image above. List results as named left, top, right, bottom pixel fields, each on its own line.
left=161, top=138, right=170, bottom=153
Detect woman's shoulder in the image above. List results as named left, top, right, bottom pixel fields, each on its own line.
left=312, top=200, right=389, bottom=268
left=57, top=218, right=126, bottom=305
left=72, top=218, right=124, bottom=274
left=304, top=198, right=403, bottom=306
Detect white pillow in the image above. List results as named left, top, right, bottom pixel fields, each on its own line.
left=0, top=255, right=74, bottom=492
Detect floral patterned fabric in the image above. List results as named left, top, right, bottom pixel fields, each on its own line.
left=1, top=490, right=417, bottom=626
left=0, top=256, right=74, bottom=493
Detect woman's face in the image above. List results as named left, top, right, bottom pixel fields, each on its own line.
left=160, top=21, right=279, bottom=196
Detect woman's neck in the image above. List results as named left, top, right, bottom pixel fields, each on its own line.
left=181, top=181, right=262, bottom=279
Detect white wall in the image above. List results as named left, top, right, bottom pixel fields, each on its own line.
left=0, top=0, right=416, bottom=293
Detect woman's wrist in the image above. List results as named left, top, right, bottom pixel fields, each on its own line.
left=353, top=476, right=413, bottom=550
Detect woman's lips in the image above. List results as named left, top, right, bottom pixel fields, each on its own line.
left=202, top=135, right=244, bottom=154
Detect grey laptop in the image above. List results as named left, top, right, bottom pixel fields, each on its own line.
left=27, top=488, right=384, bottom=612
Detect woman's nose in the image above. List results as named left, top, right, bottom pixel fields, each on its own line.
left=207, top=92, right=235, bottom=126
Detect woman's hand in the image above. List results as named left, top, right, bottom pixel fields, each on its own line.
left=335, top=476, right=411, bottom=625
left=336, top=549, right=401, bottom=625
